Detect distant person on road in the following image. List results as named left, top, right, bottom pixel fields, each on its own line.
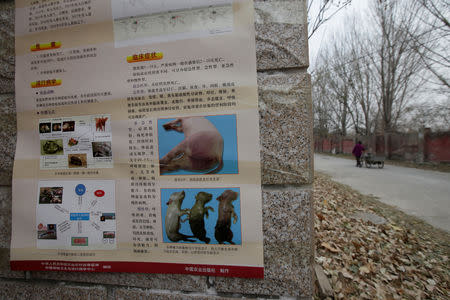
left=352, top=141, right=365, bottom=168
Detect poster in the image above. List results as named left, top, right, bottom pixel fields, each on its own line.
left=11, top=0, right=263, bottom=278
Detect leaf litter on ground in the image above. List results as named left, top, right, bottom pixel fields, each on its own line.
left=314, top=172, right=449, bottom=300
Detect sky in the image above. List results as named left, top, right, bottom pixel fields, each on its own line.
left=308, top=0, right=370, bottom=69
left=306, top=0, right=449, bottom=124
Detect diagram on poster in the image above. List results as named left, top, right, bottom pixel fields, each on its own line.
left=111, top=0, right=232, bottom=20
left=39, top=115, right=113, bottom=170
left=113, top=2, right=233, bottom=47
left=36, top=180, right=116, bottom=250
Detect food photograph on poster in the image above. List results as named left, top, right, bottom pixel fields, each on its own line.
left=52, top=123, right=62, bottom=132
left=38, top=187, right=63, bottom=204
left=67, top=153, right=88, bottom=168
left=40, top=139, right=64, bottom=156
left=37, top=224, right=57, bottom=240
left=39, top=122, right=51, bottom=133
left=161, top=188, right=241, bottom=245
left=157, top=114, right=238, bottom=175
left=92, top=141, right=113, bottom=158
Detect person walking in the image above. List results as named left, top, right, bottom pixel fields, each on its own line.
left=352, top=141, right=365, bottom=167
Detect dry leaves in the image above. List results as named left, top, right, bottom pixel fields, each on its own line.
left=314, top=173, right=450, bottom=300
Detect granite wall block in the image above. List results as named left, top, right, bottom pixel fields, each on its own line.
left=0, top=94, right=16, bottom=185
left=258, top=69, right=313, bottom=185
left=115, top=288, right=232, bottom=300
left=0, top=248, right=24, bottom=279
left=213, top=187, right=314, bottom=297
left=32, top=272, right=208, bottom=293
left=0, top=187, right=12, bottom=250
left=0, top=1, right=14, bottom=94
left=0, top=280, right=108, bottom=300
left=0, top=187, right=23, bottom=278
left=254, top=0, right=309, bottom=70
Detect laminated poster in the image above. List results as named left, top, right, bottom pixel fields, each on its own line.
left=11, top=0, right=264, bottom=278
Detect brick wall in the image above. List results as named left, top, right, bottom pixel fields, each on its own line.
left=425, top=132, right=450, bottom=163
left=0, top=1, right=314, bottom=299
left=316, top=130, right=450, bottom=164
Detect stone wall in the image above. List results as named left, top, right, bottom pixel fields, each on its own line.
left=0, top=0, right=314, bottom=299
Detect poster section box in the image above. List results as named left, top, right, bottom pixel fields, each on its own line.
left=12, top=0, right=263, bottom=278
left=39, top=115, right=113, bottom=170
left=36, top=180, right=116, bottom=250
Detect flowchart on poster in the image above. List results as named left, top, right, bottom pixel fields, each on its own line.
left=37, top=180, right=116, bottom=250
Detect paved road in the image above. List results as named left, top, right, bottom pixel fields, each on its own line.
left=314, top=154, right=450, bottom=232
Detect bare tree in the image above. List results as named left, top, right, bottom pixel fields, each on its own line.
left=312, top=0, right=440, bottom=137
left=403, top=101, right=450, bottom=131
left=312, top=72, right=333, bottom=136
left=313, top=19, right=378, bottom=137
left=308, top=0, right=352, bottom=39
left=345, top=19, right=377, bottom=136
left=408, top=0, right=450, bottom=90
left=368, top=0, right=428, bottom=132
left=313, top=42, right=353, bottom=136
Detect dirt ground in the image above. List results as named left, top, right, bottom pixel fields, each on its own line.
left=314, top=172, right=450, bottom=299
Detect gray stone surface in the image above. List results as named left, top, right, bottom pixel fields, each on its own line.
left=0, top=93, right=14, bottom=115
left=32, top=271, right=208, bottom=293
left=115, top=287, right=313, bottom=299
left=255, top=0, right=309, bottom=70
left=0, top=2, right=14, bottom=94
left=213, top=187, right=314, bottom=297
left=258, top=70, right=313, bottom=185
left=0, top=187, right=22, bottom=279
left=0, top=186, right=11, bottom=211
left=0, top=211, right=11, bottom=249
left=0, top=187, right=12, bottom=250
left=115, top=288, right=232, bottom=300
left=0, top=248, right=25, bottom=279
left=0, top=94, right=16, bottom=185
left=0, top=280, right=108, bottom=299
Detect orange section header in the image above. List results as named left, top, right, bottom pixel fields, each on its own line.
left=127, top=52, right=163, bottom=63
left=31, top=79, right=62, bottom=88
left=30, top=42, right=62, bottom=52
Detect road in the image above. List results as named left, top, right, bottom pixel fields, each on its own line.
left=314, top=154, right=450, bottom=232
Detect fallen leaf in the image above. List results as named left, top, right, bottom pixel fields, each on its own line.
left=321, top=242, right=340, bottom=253
left=359, top=265, right=371, bottom=275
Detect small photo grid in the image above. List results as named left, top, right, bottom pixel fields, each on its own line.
left=38, top=115, right=113, bottom=170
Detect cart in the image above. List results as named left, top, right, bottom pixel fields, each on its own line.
left=363, top=153, right=385, bottom=168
